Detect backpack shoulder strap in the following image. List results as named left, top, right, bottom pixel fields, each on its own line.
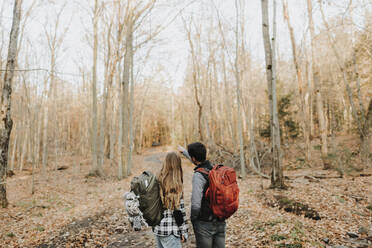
left=196, top=167, right=209, bottom=174
left=195, top=167, right=209, bottom=180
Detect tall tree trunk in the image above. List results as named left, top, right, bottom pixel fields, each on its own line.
left=307, top=0, right=328, bottom=166
left=10, top=128, right=17, bottom=171
left=99, top=75, right=108, bottom=168
left=283, top=0, right=311, bottom=162
left=261, top=0, right=285, bottom=189
left=0, top=0, right=22, bottom=208
left=35, top=105, right=42, bottom=167
left=306, top=57, right=314, bottom=138
left=98, top=22, right=112, bottom=168
left=235, top=0, right=246, bottom=178
left=126, top=23, right=134, bottom=176
left=193, top=72, right=203, bottom=142
left=90, top=0, right=102, bottom=176
left=109, top=87, right=116, bottom=161
left=184, top=22, right=204, bottom=142
left=120, top=20, right=133, bottom=179
left=42, top=54, right=56, bottom=175
left=222, top=53, right=235, bottom=149
left=41, top=97, right=49, bottom=174
left=118, top=82, right=124, bottom=179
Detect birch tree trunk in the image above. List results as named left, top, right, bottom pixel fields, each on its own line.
left=307, top=0, right=328, bottom=165
left=0, top=0, right=22, bottom=208
left=261, top=0, right=285, bottom=189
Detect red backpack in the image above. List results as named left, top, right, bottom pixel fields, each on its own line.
left=197, top=164, right=239, bottom=219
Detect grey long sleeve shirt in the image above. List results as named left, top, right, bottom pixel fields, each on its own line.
left=190, top=172, right=207, bottom=222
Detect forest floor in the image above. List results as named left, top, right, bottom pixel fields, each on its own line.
left=0, top=145, right=371, bottom=248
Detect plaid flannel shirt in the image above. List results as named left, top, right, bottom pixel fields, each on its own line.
left=153, top=197, right=189, bottom=240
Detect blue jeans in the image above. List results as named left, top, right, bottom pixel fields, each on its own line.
left=192, top=220, right=226, bottom=248
left=155, top=234, right=182, bottom=248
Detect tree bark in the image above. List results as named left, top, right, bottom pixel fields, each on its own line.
left=0, top=0, right=22, bottom=208
left=261, top=0, right=285, bottom=189
left=307, top=0, right=328, bottom=166
left=222, top=53, right=235, bottom=148
left=19, top=130, right=27, bottom=171
left=120, top=19, right=133, bottom=179
left=283, top=0, right=311, bottom=162
left=90, top=0, right=102, bottom=176
left=235, top=0, right=246, bottom=178
left=126, top=25, right=134, bottom=176
left=98, top=21, right=112, bottom=168
left=118, top=82, right=124, bottom=179
left=10, top=128, right=17, bottom=171
left=184, top=19, right=204, bottom=142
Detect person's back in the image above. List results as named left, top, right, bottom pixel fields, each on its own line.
left=187, top=142, right=226, bottom=248
left=153, top=152, right=188, bottom=248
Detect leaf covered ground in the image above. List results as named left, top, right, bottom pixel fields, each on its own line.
left=0, top=146, right=371, bottom=248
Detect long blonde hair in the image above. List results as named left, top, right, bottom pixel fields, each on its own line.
left=158, top=152, right=183, bottom=209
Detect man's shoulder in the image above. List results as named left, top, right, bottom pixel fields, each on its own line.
left=192, top=170, right=207, bottom=183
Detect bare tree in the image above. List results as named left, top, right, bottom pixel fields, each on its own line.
left=261, top=0, right=285, bottom=189
left=306, top=0, right=328, bottom=167
left=184, top=17, right=204, bottom=142
left=90, top=0, right=103, bottom=176
left=42, top=4, right=68, bottom=175
left=120, top=18, right=132, bottom=178
left=234, top=0, right=246, bottom=178
left=98, top=16, right=112, bottom=168
left=0, top=0, right=22, bottom=208
left=283, top=0, right=311, bottom=162
left=319, top=0, right=369, bottom=161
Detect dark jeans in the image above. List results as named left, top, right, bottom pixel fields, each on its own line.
left=192, top=220, right=226, bottom=248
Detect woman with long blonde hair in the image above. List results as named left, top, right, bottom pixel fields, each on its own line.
left=153, top=152, right=188, bottom=248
